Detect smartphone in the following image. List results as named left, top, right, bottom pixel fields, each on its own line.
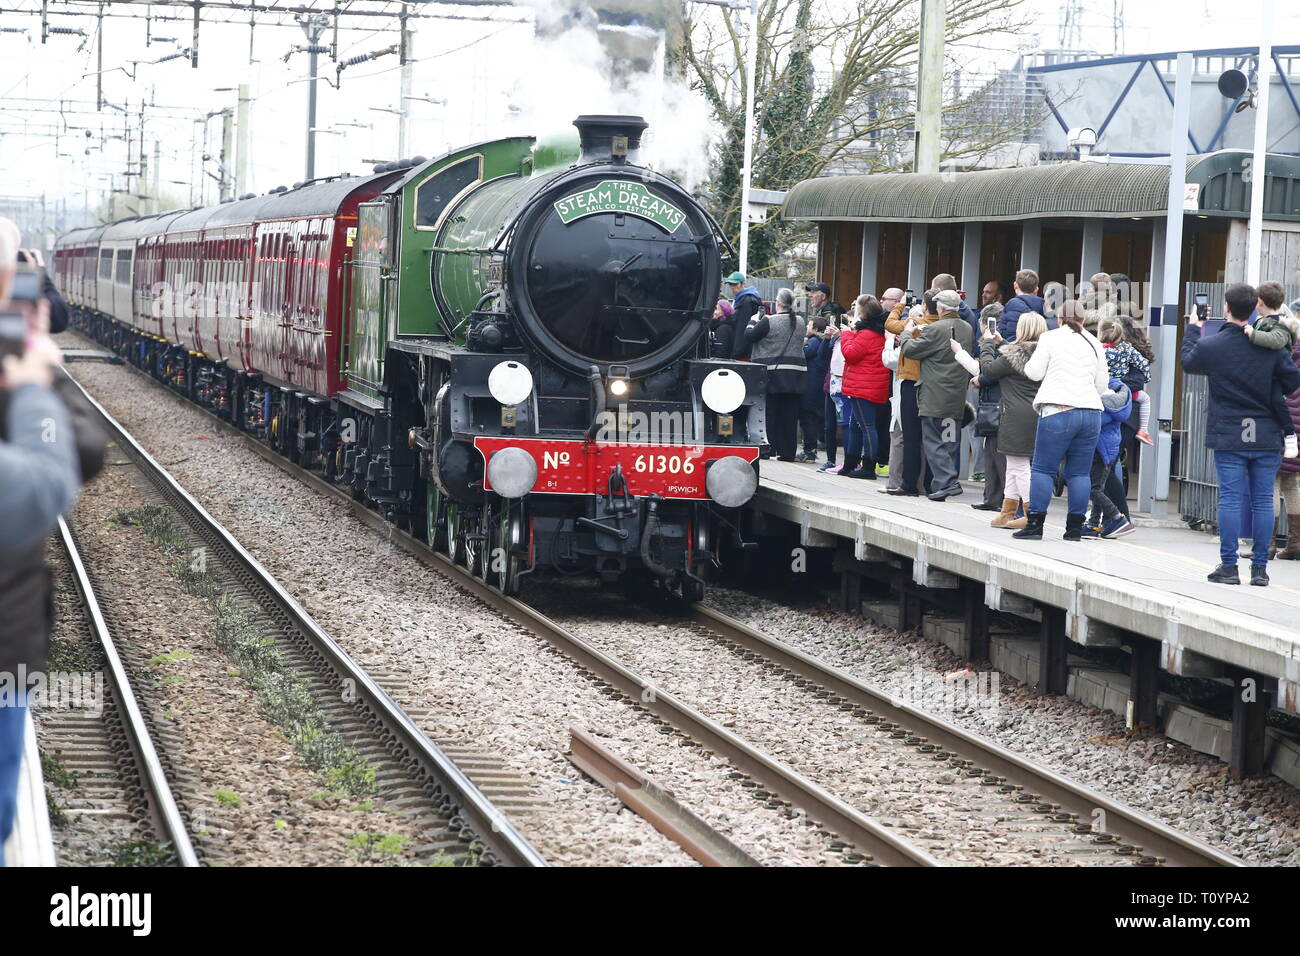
left=985, top=316, right=997, bottom=334
left=1194, top=292, right=1209, bottom=321
left=958, top=289, right=967, bottom=301
left=0, top=310, right=25, bottom=359
left=950, top=326, right=957, bottom=340
left=904, top=289, right=915, bottom=307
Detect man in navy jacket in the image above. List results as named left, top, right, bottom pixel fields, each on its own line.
left=998, top=268, right=1047, bottom=341
left=1182, top=281, right=1300, bottom=585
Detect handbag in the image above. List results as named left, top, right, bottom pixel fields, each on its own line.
left=974, top=386, right=1001, bottom=436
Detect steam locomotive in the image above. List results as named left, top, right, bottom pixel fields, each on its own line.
left=55, top=114, right=767, bottom=598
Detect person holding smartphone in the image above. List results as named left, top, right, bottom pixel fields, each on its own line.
left=899, top=290, right=975, bottom=500
left=1182, top=282, right=1300, bottom=586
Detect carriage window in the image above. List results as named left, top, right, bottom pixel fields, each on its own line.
left=414, top=156, right=482, bottom=231
left=115, top=249, right=133, bottom=284
left=99, top=248, right=113, bottom=280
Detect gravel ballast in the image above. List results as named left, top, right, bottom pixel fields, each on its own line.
left=536, top=581, right=1153, bottom=866
left=69, top=457, right=440, bottom=866
left=705, top=584, right=1300, bottom=865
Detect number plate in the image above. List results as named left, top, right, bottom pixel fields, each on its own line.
left=473, top=437, right=759, bottom=499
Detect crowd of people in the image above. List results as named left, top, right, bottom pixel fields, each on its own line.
left=714, top=268, right=1300, bottom=585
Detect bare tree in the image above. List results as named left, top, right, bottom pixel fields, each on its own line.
left=679, top=0, right=1044, bottom=275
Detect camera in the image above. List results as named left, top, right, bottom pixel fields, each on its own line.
left=1194, top=292, right=1209, bottom=322
left=0, top=310, right=24, bottom=359
left=9, top=262, right=43, bottom=305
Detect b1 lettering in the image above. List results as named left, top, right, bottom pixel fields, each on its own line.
left=633, top=453, right=696, bottom=475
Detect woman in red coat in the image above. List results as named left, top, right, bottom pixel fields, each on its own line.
left=836, top=295, right=891, bottom=479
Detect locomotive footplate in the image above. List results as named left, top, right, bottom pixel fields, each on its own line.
left=472, top=436, right=759, bottom=500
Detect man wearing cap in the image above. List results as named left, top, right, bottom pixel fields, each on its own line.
left=725, top=271, right=764, bottom=361
left=899, top=289, right=975, bottom=501
left=807, top=282, right=845, bottom=324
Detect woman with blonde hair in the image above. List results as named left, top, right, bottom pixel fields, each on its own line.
left=952, top=310, right=1048, bottom=528
left=1016, top=299, right=1110, bottom=540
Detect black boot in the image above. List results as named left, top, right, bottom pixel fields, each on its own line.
left=1012, top=512, right=1046, bottom=540
left=1207, top=564, right=1240, bottom=585
left=839, top=454, right=860, bottom=475
left=1063, top=513, right=1085, bottom=541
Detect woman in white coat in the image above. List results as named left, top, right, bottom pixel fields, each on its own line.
left=1013, top=300, right=1110, bottom=541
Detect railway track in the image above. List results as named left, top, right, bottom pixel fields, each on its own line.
left=682, top=604, right=1244, bottom=867
left=60, top=353, right=1244, bottom=867
left=43, top=517, right=200, bottom=867
left=62, top=371, right=547, bottom=868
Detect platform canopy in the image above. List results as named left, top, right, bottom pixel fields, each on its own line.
left=781, top=151, right=1300, bottom=224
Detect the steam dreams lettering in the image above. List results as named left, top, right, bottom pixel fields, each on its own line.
left=553, top=180, right=686, bottom=233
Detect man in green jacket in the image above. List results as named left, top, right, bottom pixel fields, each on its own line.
left=900, top=289, right=974, bottom=501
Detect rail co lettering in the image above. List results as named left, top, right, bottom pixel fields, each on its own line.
left=553, top=181, right=686, bottom=233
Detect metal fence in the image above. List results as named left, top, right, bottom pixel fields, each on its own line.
left=1176, top=281, right=1293, bottom=534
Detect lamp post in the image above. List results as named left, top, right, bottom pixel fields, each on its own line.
left=1246, top=0, right=1274, bottom=285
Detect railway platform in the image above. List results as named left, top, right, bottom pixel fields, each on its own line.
left=752, top=460, right=1300, bottom=783
left=2, top=714, right=55, bottom=868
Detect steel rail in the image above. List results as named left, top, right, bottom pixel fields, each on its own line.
left=62, top=371, right=548, bottom=868
left=688, top=603, right=1246, bottom=868
left=566, top=727, right=760, bottom=868
left=55, top=516, right=201, bottom=867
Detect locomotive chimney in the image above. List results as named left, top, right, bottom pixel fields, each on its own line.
left=573, top=114, right=649, bottom=165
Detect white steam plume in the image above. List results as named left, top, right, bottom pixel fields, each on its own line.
left=510, top=0, right=717, bottom=189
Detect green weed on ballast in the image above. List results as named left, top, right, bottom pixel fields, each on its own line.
left=46, top=636, right=104, bottom=674
left=114, top=504, right=377, bottom=800
left=172, top=560, right=220, bottom=599
left=212, top=787, right=242, bottom=808
left=110, top=840, right=176, bottom=867
left=41, top=753, right=77, bottom=829
left=347, top=832, right=409, bottom=864
left=111, top=505, right=185, bottom=554
left=148, top=649, right=192, bottom=668
left=213, top=596, right=375, bottom=797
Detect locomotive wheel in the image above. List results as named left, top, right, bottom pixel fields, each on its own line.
left=446, top=504, right=465, bottom=565
left=692, top=517, right=715, bottom=584
left=469, top=504, right=491, bottom=581
left=426, top=486, right=447, bottom=552
left=494, top=502, right=526, bottom=597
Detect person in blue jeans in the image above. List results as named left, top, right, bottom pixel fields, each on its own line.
left=1013, top=301, right=1110, bottom=540
left=0, top=334, right=82, bottom=866
left=1182, top=281, right=1300, bottom=585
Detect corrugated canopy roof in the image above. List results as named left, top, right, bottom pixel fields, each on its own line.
left=780, top=152, right=1300, bottom=223
left=782, top=161, right=1174, bottom=223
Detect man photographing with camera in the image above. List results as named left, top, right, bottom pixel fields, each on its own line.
left=0, top=216, right=87, bottom=865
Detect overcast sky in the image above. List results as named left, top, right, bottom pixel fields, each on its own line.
left=0, top=0, right=1296, bottom=225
